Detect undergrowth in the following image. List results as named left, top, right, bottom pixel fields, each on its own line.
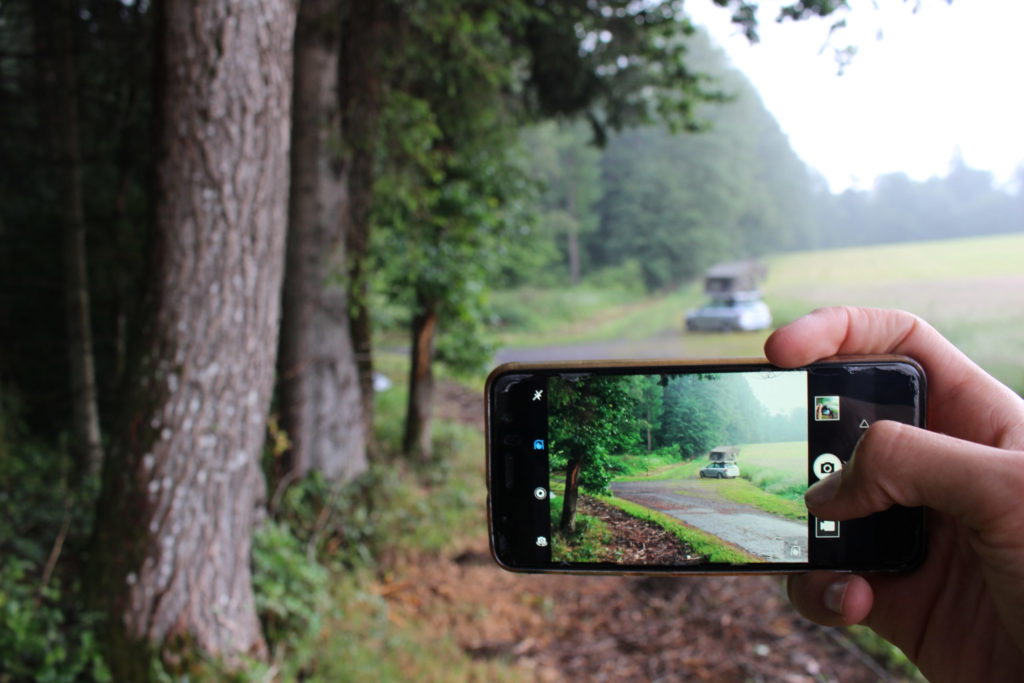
left=247, top=375, right=500, bottom=680
left=0, top=393, right=110, bottom=682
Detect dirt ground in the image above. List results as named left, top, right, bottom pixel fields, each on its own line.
left=382, top=543, right=900, bottom=682
left=389, top=383, right=914, bottom=682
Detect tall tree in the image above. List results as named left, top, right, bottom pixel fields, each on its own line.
left=34, top=0, right=104, bottom=480
left=340, top=0, right=391, bottom=451
left=549, top=374, right=645, bottom=534
left=520, top=122, right=603, bottom=285
left=90, top=0, right=296, bottom=675
left=277, top=0, right=366, bottom=485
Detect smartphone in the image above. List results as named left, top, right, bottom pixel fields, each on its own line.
left=486, top=356, right=926, bottom=574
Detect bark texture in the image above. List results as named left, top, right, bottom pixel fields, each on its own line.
left=278, top=0, right=366, bottom=484
left=340, top=0, right=389, bottom=451
left=402, top=298, right=437, bottom=460
left=92, top=0, right=296, bottom=673
left=560, top=454, right=583, bottom=535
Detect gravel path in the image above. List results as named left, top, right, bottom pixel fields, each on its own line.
left=611, top=478, right=807, bottom=562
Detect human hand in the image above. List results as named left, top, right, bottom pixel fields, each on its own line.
left=764, top=306, right=1024, bottom=681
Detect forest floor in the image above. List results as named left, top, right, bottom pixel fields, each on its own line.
left=385, top=382, right=918, bottom=682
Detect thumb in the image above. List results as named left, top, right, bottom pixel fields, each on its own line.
left=806, top=420, right=1024, bottom=534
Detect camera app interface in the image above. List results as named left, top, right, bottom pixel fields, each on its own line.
left=545, top=370, right=809, bottom=565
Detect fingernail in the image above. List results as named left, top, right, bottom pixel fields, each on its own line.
left=805, top=471, right=841, bottom=507
left=824, top=580, right=848, bottom=615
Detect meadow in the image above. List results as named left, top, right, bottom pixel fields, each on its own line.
left=493, top=233, right=1024, bottom=394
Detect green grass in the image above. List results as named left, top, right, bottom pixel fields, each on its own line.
left=615, top=458, right=703, bottom=482
left=489, top=233, right=1024, bottom=393
left=735, top=442, right=806, bottom=503
left=764, top=233, right=1024, bottom=393
left=703, top=478, right=805, bottom=521
left=611, top=442, right=807, bottom=520
left=492, top=283, right=704, bottom=348
left=596, top=495, right=757, bottom=564
left=549, top=508, right=615, bottom=563
left=267, top=573, right=524, bottom=683
left=606, top=450, right=683, bottom=478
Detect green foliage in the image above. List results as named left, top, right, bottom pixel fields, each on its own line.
left=511, top=27, right=820, bottom=291
left=549, top=507, right=612, bottom=563
left=255, top=397, right=486, bottom=677
left=0, top=559, right=111, bottom=683
left=845, top=625, right=925, bottom=681
left=741, top=465, right=807, bottom=503
left=809, top=155, right=1023, bottom=250
left=658, top=373, right=747, bottom=458
left=0, top=399, right=109, bottom=682
left=549, top=374, right=654, bottom=496
left=251, top=521, right=330, bottom=657
left=370, top=1, right=532, bottom=376
left=604, top=448, right=680, bottom=478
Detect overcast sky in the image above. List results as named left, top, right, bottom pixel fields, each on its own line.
left=687, top=0, right=1024, bottom=193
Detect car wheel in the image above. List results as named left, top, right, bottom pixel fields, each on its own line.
left=700, top=472, right=705, bottom=478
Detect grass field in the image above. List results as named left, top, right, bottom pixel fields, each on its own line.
left=768, top=234, right=1024, bottom=391
left=492, top=233, right=1024, bottom=393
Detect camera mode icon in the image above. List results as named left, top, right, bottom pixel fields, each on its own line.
left=815, top=518, right=841, bottom=539
left=812, top=453, right=843, bottom=481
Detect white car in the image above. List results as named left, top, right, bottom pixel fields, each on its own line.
left=685, top=299, right=772, bottom=332
left=699, top=462, right=740, bottom=479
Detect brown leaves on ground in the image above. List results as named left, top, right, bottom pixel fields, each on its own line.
left=382, top=540, right=899, bottom=682
left=576, top=496, right=704, bottom=565
left=398, top=381, right=904, bottom=680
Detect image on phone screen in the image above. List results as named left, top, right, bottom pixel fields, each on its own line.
left=547, top=370, right=808, bottom=565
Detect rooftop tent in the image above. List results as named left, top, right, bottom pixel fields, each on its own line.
left=708, top=445, right=739, bottom=463
left=703, top=259, right=767, bottom=301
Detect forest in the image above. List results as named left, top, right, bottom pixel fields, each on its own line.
left=1, top=0, right=1021, bottom=679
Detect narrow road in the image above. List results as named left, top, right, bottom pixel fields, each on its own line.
left=611, top=478, right=807, bottom=562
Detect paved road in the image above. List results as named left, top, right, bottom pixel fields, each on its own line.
left=611, top=478, right=807, bottom=562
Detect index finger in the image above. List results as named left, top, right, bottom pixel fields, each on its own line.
left=764, top=306, right=1024, bottom=447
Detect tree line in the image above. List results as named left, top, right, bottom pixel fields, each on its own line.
left=0, top=0, right=927, bottom=677
left=515, top=86, right=1023, bottom=291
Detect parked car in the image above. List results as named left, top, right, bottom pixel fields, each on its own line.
left=685, top=298, right=772, bottom=332
left=699, top=461, right=740, bottom=479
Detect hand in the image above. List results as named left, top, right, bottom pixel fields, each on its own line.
left=764, top=306, right=1024, bottom=681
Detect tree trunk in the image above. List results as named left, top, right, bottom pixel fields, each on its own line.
left=36, top=0, right=105, bottom=481
left=560, top=454, right=583, bottom=535
left=277, top=0, right=367, bottom=485
left=91, top=0, right=296, bottom=675
left=565, top=186, right=581, bottom=286
left=402, top=296, right=437, bottom=461
left=567, top=222, right=581, bottom=286
left=341, top=0, right=388, bottom=452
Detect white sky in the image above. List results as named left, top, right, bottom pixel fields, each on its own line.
left=742, top=370, right=806, bottom=417
left=687, top=0, right=1024, bottom=192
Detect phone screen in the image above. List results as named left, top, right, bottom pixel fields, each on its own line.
left=487, top=359, right=926, bottom=573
